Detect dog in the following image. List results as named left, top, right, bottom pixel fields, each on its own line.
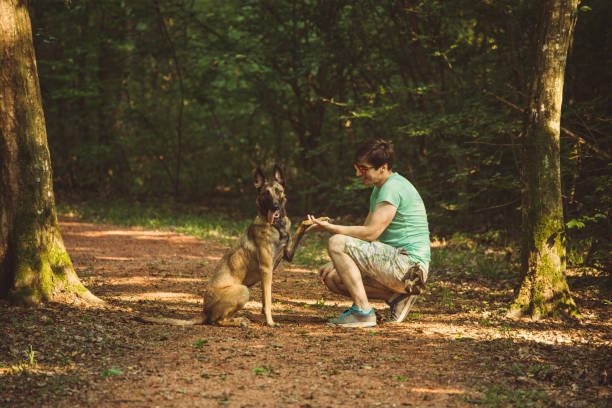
left=137, top=165, right=329, bottom=327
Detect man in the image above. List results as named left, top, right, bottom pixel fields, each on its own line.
left=306, top=139, right=430, bottom=327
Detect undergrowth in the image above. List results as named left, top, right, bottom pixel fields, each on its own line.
left=430, top=233, right=521, bottom=283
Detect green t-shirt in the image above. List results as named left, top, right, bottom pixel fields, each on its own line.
left=369, top=173, right=431, bottom=270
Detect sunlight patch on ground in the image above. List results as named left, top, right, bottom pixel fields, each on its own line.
left=67, top=228, right=202, bottom=243
left=143, top=254, right=204, bottom=260
left=73, top=229, right=165, bottom=238
left=284, top=266, right=317, bottom=274
left=122, top=291, right=200, bottom=302
left=68, top=246, right=95, bottom=252
left=96, top=256, right=135, bottom=261
left=269, top=296, right=388, bottom=309
left=410, top=387, right=465, bottom=395
left=202, top=255, right=221, bottom=261
left=106, top=276, right=202, bottom=285
left=0, top=365, right=72, bottom=378
left=418, top=319, right=596, bottom=346
left=512, top=329, right=601, bottom=345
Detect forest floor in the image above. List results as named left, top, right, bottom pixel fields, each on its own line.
left=1, top=216, right=610, bottom=408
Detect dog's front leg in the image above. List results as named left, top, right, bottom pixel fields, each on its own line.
left=258, top=246, right=279, bottom=328
left=282, top=217, right=332, bottom=263
left=260, top=265, right=278, bottom=327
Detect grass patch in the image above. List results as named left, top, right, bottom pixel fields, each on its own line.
left=192, top=339, right=209, bottom=349
left=59, top=200, right=250, bottom=244
left=479, top=385, right=558, bottom=407
left=292, top=232, right=329, bottom=267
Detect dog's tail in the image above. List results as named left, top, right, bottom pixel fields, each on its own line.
left=134, top=315, right=205, bottom=326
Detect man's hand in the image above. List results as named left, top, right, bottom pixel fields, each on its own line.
left=318, top=262, right=335, bottom=284
left=305, top=215, right=332, bottom=232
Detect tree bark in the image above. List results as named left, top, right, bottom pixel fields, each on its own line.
left=0, top=0, right=102, bottom=305
left=509, top=0, right=579, bottom=319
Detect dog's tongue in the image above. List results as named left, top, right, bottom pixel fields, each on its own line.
left=267, top=210, right=280, bottom=224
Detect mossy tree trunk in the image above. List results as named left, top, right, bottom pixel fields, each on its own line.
left=0, top=0, right=102, bottom=305
left=509, top=0, right=579, bottom=319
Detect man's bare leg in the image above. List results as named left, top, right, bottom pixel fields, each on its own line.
left=318, top=260, right=395, bottom=302
left=326, top=234, right=374, bottom=312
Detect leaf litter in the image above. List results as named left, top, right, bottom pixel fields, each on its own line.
left=0, top=217, right=610, bottom=407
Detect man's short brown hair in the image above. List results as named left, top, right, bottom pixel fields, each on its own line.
left=354, top=139, right=394, bottom=170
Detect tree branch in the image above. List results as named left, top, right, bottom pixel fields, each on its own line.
left=486, top=91, right=610, bottom=160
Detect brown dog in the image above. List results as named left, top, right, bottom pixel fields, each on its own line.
left=137, top=165, right=328, bottom=327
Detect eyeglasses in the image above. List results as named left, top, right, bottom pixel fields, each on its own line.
left=353, top=163, right=376, bottom=175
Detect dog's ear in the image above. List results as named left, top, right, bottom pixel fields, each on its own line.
left=273, top=165, right=285, bottom=187
left=254, top=168, right=265, bottom=190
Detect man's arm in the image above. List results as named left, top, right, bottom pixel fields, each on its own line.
left=307, top=202, right=396, bottom=241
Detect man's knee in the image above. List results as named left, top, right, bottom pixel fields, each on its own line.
left=327, top=234, right=347, bottom=255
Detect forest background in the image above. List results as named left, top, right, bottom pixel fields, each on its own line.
left=31, top=0, right=610, bottom=272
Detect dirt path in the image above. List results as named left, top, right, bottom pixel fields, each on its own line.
left=1, top=217, right=610, bottom=407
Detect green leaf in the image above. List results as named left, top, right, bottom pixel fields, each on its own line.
left=566, top=219, right=585, bottom=229
left=349, top=110, right=374, bottom=119
left=253, top=366, right=266, bottom=375
left=101, top=368, right=123, bottom=376
left=192, top=339, right=209, bottom=348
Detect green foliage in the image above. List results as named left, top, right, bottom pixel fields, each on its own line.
left=565, top=212, right=610, bottom=271
left=31, top=0, right=610, bottom=268
left=431, top=236, right=519, bottom=281
left=100, top=368, right=123, bottom=377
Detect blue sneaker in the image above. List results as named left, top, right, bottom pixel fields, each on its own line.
left=327, top=306, right=377, bottom=328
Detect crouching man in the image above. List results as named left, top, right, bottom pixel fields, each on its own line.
left=306, top=138, right=430, bottom=327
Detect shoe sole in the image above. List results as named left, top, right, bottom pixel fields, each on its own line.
left=384, top=295, right=418, bottom=324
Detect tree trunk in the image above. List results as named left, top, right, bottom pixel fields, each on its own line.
left=509, top=0, right=579, bottom=319
left=0, top=0, right=102, bottom=305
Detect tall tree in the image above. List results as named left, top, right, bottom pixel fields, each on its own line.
left=509, top=0, right=580, bottom=319
left=0, top=0, right=101, bottom=305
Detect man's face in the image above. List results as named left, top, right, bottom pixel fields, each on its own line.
left=354, top=161, right=383, bottom=185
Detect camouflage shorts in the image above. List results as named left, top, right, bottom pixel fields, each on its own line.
left=343, top=237, right=428, bottom=295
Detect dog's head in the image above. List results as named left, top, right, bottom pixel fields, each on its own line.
left=254, top=165, right=287, bottom=224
